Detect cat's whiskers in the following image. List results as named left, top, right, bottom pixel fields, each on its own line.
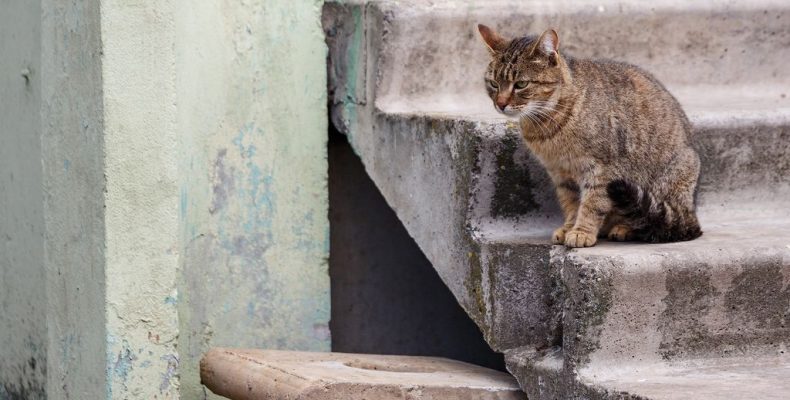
left=522, top=102, right=565, bottom=132
left=520, top=108, right=552, bottom=138
left=531, top=109, right=562, bottom=129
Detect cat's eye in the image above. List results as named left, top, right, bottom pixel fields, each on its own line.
left=514, top=80, right=530, bottom=90
left=486, top=79, right=499, bottom=89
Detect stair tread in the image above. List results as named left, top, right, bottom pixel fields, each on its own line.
left=476, top=205, right=789, bottom=242
left=378, top=84, right=790, bottom=127
left=579, top=356, right=790, bottom=400
left=571, top=216, right=790, bottom=261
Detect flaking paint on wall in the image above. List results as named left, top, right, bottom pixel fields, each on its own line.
left=175, top=1, right=330, bottom=398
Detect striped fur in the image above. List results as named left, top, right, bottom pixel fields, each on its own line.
left=607, top=180, right=702, bottom=243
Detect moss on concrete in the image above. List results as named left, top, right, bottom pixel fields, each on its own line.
left=491, top=134, right=540, bottom=219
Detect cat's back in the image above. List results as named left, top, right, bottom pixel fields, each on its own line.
left=566, top=56, right=691, bottom=137
left=568, top=57, right=675, bottom=102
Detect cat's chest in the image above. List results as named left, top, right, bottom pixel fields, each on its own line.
left=527, top=138, right=590, bottom=170
left=525, top=136, right=594, bottom=177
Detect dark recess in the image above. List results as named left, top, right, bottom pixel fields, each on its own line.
left=328, top=127, right=506, bottom=372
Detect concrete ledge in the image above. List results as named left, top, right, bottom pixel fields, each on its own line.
left=200, top=348, right=526, bottom=400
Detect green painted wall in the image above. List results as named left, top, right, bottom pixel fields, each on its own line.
left=175, top=1, right=330, bottom=398
left=101, top=1, right=181, bottom=398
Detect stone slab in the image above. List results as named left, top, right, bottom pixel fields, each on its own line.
left=200, top=348, right=525, bottom=400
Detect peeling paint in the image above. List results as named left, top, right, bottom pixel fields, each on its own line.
left=113, top=344, right=136, bottom=382
left=176, top=1, right=330, bottom=398
left=209, top=148, right=234, bottom=214
left=159, top=354, right=179, bottom=393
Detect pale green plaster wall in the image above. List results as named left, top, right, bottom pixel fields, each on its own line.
left=101, top=1, right=181, bottom=398
left=175, top=1, right=331, bottom=398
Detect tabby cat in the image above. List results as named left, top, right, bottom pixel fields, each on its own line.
left=478, top=25, right=702, bottom=247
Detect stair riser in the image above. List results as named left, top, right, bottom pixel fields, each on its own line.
left=559, top=247, right=790, bottom=369
left=375, top=3, right=790, bottom=103
left=474, top=121, right=790, bottom=228
left=505, top=348, right=645, bottom=400
left=696, top=122, right=790, bottom=215
left=479, top=243, right=559, bottom=350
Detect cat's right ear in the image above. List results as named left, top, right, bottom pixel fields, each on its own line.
left=478, top=24, right=507, bottom=53
left=533, top=29, right=560, bottom=64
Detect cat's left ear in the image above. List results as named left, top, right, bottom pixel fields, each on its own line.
left=534, top=29, right=560, bottom=64
left=478, top=24, right=507, bottom=53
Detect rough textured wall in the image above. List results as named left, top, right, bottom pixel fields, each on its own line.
left=41, top=1, right=107, bottom=399
left=0, top=0, right=46, bottom=398
left=101, top=1, right=181, bottom=398
left=175, top=1, right=330, bottom=398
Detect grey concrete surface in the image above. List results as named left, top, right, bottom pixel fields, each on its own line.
left=324, top=0, right=790, bottom=398
left=329, top=129, right=505, bottom=371
left=0, top=1, right=46, bottom=398
left=200, top=348, right=525, bottom=400
left=40, top=2, right=108, bottom=399
left=507, top=347, right=790, bottom=400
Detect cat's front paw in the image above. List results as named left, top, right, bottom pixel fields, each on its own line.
left=552, top=227, right=569, bottom=244
left=564, top=229, right=597, bottom=248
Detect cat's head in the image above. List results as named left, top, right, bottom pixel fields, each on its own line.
left=477, top=25, right=565, bottom=119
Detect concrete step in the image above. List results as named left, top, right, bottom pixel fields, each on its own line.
left=558, top=218, right=790, bottom=366
left=323, top=0, right=790, bottom=398
left=199, top=348, right=525, bottom=399
left=506, top=347, right=790, bottom=400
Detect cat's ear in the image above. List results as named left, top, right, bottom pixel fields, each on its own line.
left=534, top=29, right=560, bottom=64
left=478, top=24, right=507, bottom=53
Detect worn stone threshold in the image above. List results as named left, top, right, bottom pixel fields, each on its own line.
left=200, top=348, right=526, bottom=399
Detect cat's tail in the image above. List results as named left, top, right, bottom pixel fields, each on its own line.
left=606, top=179, right=702, bottom=243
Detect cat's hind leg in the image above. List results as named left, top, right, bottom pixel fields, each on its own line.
left=607, top=224, right=634, bottom=241
left=601, top=213, right=634, bottom=241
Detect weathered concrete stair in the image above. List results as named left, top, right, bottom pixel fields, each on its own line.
left=323, top=0, right=790, bottom=398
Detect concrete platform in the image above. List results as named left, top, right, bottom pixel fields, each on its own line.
left=200, top=348, right=526, bottom=400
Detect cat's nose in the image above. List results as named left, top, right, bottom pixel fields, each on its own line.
left=496, top=101, right=508, bottom=111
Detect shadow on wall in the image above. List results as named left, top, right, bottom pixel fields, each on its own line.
left=329, top=127, right=506, bottom=372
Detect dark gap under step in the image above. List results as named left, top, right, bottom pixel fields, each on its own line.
left=328, top=126, right=506, bottom=372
